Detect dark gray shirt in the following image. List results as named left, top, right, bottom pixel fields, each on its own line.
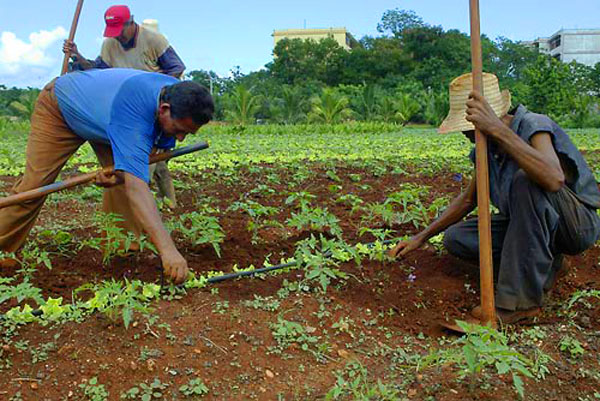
left=470, top=105, right=600, bottom=215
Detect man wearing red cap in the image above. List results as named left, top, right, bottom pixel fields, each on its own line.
left=63, top=5, right=186, bottom=207
left=63, top=5, right=185, bottom=77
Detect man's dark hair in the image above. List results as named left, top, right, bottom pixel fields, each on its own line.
left=161, top=81, right=214, bottom=125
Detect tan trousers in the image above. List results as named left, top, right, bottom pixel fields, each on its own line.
left=0, top=80, right=141, bottom=253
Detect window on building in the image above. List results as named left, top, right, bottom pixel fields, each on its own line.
left=549, top=35, right=561, bottom=50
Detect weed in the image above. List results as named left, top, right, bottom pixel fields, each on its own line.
left=173, top=212, right=225, bottom=257
left=559, top=335, right=585, bottom=358
left=421, top=321, right=538, bottom=399
left=75, top=280, right=160, bottom=328
left=294, top=235, right=358, bottom=292
left=326, top=361, right=400, bottom=400
left=79, top=377, right=109, bottom=401
left=179, top=378, right=209, bottom=397
left=120, top=378, right=169, bottom=400
left=242, top=295, right=280, bottom=312
left=269, top=317, right=319, bottom=354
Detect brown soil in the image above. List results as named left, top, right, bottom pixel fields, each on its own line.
left=1, top=166, right=599, bottom=400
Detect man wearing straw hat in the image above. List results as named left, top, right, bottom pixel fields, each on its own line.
left=62, top=5, right=185, bottom=207
left=390, top=72, right=600, bottom=323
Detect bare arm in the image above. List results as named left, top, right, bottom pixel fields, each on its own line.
left=491, top=128, right=564, bottom=192
left=123, top=172, right=188, bottom=283
left=389, top=178, right=477, bottom=258
left=466, top=91, right=565, bottom=192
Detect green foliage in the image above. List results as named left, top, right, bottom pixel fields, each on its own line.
left=8, top=90, right=39, bottom=120
left=82, top=212, right=137, bottom=265
left=179, top=378, right=209, bottom=397
left=294, top=235, right=359, bottom=292
left=269, top=316, right=319, bottom=353
left=0, top=276, right=43, bottom=306
left=229, top=199, right=281, bottom=243
left=270, top=85, right=308, bottom=124
left=326, top=361, right=400, bottom=400
left=423, top=89, right=449, bottom=126
left=76, top=280, right=160, bottom=329
left=172, top=212, right=225, bottom=257
left=120, top=378, right=169, bottom=400
left=79, top=377, right=109, bottom=401
left=559, top=335, right=585, bottom=358
left=421, top=321, right=537, bottom=399
left=309, top=89, right=353, bottom=124
left=286, top=204, right=342, bottom=237
left=395, top=93, right=421, bottom=125
left=224, top=85, right=260, bottom=125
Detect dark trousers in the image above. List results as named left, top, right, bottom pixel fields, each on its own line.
left=443, top=170, right=600, bottom=310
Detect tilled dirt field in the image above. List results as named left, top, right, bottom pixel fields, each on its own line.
left=1, top=165, right=599, bottom=400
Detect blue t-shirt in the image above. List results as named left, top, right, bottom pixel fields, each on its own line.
left=55, top=68, right=177, bottom=182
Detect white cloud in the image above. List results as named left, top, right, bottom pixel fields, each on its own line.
left=0, top=26, right=67, bottom=87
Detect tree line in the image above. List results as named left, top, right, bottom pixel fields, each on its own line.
left=2, top=9, right=600, bottom=128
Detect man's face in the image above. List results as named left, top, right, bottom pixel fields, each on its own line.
left=157, top=104, right=201, bottom=142
left=115, top=22, right=135, bottom=44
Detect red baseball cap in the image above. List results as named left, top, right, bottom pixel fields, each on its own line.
left=103, top=5, right=131, bottom=37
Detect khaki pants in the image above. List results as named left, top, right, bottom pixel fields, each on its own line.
left=0, top=80, right=141, bottom=253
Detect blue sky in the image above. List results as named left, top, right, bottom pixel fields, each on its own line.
left=1, top=0, right=599, bottom=87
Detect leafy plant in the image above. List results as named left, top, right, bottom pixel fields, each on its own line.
left=173, top=212, right=225, bottom=257
left=286, top=205, right=342, bottom=237
left=224, top=85, right=261, bottom=125
left=421, top=321, right=536, bottom=399
left=120, top=378, right=169, bottom=400
left=269, top=317, right=319, bottom=353
left=326, top=361, right=399, bottom=400
left=82, top=212, right=137, bottom=265
left=309, top=89, right=352, bottom=124
left=179, top=378, right=209, bottom=397
left=559, top=335, right=585, bottom=358
left=79, top=377, right=109, bottom=401
left=75, top=280, right=160, bottom=329
left=294, top=235, right=359, bottom=292
left=229, top=200, right=281, bottom=243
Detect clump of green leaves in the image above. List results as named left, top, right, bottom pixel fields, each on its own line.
left=179, top=378, right=209, bottom=397
left=326, top=361, right=399, bottom=400
left=269, top=317, right=319, bottom=354
left=120, top=378, right=169, bottom=400
left=75, top=280, right=160, bottom=328
left=294, top=235, right=359, bottom=292
left=173, top=212, right=225, bottom=257
left=421, top=321, right=538, bottom=399
left=559, top=335, right=585, bottom=358
left=229, top=200, right=281, bottom=243
left=287, top=205, right=342, bottom=237
left=79, top=377, right=109, bottom=401
left=82, top=212, right=137, bottom=265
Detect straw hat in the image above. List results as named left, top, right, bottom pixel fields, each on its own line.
left=438, top=72, right=511, bottom=134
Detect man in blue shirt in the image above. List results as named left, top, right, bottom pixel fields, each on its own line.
left=0, top=69, right=214, bottom=284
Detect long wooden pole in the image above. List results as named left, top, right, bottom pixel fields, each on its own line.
left=0, top=142, right=209, bottom=210
left=469, top=0, right=497, bottom=327
left=61, top=0, right=85, bottom=75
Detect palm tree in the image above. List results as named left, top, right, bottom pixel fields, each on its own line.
left=271, top=86, right=307, bottom=124
left=395, top=93, right=420, bottom=125
left=357, top=84, right=378, bottom=121
left=424, top=90, right=449, bottom=126
left=377, top=96, right=398, bottom=123
left=308, top=89, right=352, bottom=124
left=224, top=85, right=260, bottom=125
left=9, top=90, right=40, bottom=120
left=376, top=94, right=420, bottom=125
